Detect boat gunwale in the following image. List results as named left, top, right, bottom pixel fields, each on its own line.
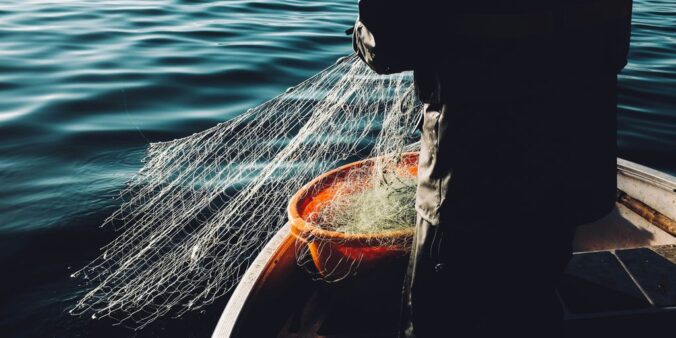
left=618, top=158, right=676, bottom=192
left=211, top=223, right=292, bottom=338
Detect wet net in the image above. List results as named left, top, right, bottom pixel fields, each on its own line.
left=70, top=54, right=421, bottom=327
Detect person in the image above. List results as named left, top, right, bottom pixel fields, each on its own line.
left=352, top=0, right=633, bottom=337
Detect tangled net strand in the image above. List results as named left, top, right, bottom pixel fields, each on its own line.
left=70, top=54, right=421, bottom=327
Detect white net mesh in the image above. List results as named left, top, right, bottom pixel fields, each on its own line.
left=70, top=54, right=421, bottom=327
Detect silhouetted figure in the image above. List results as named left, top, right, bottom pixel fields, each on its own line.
left=353, top=0, right=633, bottom=337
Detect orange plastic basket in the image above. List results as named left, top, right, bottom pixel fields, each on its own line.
left=288, top=152, right=417, bottom=277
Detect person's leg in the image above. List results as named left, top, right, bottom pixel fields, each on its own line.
left=438, top=222, right=574, bottom=338
left=400, top=216, right=438, bottom=338
left=402, top=218, right=483, bottom=338
left=403, top=219, right=574, bottom=338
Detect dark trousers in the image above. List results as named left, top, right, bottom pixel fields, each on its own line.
left=401, top=216, right=575, bottom=338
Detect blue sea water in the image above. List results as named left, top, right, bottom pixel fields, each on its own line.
left=0, top=0, right=674, bottom=337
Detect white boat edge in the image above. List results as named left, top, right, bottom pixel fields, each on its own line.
left=211, top=222, right=292, bottom=338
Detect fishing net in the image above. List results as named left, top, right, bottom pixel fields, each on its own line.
left=313, top=173, right=417, bottom=235
left=70, top=54, right=421, bottom=327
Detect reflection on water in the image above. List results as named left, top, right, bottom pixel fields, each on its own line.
left=0, top=0, right=673, bottom=337
left=618, top=0, right=676, bottom=171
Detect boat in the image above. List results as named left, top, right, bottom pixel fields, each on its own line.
left=212, top=158, right=676, bottom=338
